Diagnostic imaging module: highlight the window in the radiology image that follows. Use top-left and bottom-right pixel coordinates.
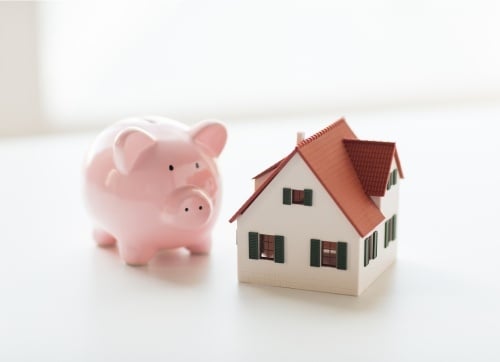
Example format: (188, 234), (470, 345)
(310, 239), (347, 270)
(248, 232), (285, 263)
(364, 231), (378, 267)
(260, 234), (275, 260)
(321, 241), (337, 267)
(283, 188), (313, 206)
(384, 214), (397, 247)
(386, 169), (398, 190)
(292, 189), (304, 204)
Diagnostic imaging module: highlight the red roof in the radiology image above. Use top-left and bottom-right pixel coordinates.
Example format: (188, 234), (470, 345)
(229, 119), (403, 237)
(343, 140), (404, 197)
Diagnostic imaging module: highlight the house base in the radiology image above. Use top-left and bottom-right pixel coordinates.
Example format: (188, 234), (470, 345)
(238, 250), (397, 297)
(238, 277), (360, 296)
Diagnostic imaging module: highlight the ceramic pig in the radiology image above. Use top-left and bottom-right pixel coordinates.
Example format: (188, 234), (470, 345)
(83, 116), (227, 265)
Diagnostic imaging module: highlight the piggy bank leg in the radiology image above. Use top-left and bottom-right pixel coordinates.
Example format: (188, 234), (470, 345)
(93, 228), (116, 247)
(186, 238), (212, 254)
(117, 242), (157, 266)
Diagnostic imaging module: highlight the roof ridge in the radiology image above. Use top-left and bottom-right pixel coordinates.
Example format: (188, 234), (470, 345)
(343, 139), (396, 146)
(297, 118), (346, 148)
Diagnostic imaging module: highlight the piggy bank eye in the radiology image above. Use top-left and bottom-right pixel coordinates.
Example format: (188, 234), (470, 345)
(169, 165), (174, 171)
(195, 162), (200, 169)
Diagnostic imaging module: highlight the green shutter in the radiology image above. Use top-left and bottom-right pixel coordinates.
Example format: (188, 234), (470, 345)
(282, 188), (291, 205)
(248, 232), (259, 259)
(310, 239), (321, 267)
(369, 235), (374, 260)
(384, 221), (389, 247)
(392, 214), (397, 240)
(274, 235), (285, 263)
(373, 231), (378, 259)
(393, 170), (398, 185)
(389, 216), (394, 241)
(304, 189), (313, 206)
(337, 242), (347, 270)
(364, 238), (369, 267)
(388, 219), (393, 243)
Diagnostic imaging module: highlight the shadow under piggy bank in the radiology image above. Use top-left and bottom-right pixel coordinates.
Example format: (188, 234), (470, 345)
(137, 248), (211, 286)
(97, 246), (211, 287)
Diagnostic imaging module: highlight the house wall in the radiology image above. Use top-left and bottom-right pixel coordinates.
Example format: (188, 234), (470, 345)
(236, 153), (362, 296)
(360, 158), (400, 294)
(356, 223), (398, 294)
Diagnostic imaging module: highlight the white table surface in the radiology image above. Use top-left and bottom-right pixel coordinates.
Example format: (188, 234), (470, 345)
(1, 105), (499, 362)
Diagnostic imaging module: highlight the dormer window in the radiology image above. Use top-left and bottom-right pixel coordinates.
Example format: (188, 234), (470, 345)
(283, 188), (313, 206)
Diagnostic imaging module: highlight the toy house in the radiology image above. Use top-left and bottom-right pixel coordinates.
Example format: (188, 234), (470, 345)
(229, 119), (403, 296)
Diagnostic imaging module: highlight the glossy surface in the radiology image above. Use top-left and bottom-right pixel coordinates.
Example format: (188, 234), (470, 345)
(83, 116), (227, 265)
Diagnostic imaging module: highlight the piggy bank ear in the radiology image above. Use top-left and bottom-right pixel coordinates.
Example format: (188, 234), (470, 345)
(190, 120), (227, 157)
(113, 127), (156, 174)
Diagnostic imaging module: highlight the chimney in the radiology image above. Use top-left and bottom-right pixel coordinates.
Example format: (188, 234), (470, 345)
(296, 131), (305, 145)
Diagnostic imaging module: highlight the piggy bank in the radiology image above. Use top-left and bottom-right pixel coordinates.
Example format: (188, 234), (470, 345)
(83, 116), (227, 265)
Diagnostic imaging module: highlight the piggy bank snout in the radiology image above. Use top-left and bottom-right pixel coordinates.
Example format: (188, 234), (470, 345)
(174, 188), (213, 228)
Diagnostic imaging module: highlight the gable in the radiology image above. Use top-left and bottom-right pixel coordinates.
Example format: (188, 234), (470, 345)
(296, 120), (385, 236)
(234, 152), (360, 240)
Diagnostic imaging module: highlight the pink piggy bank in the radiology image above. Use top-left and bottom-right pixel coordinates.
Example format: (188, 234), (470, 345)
(83, 116), (227, 265)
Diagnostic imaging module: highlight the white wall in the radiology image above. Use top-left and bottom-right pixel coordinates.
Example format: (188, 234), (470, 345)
(1, 1), (500, 135)
(0, 3), (42, 136)
(361, 159), (401, 293)
(357, 221), (398, 294)
(36, 0), (500, 129)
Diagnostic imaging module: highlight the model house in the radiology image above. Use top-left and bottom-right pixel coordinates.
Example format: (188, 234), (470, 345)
(229, 119), (403, 296)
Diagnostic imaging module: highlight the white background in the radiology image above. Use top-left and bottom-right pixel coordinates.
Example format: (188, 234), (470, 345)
(38, 0), (500, 126)
(1, 1), (500, 135)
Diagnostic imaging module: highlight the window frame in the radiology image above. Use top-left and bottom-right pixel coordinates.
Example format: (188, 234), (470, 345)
(283, 187), (313, 206)
(364, 231), (378, 267)
(321, 241), (337, 268)
(384, 214), (397, 247)
(248, 232), (285, 263)
(387, 169), (398, 190)
(311, 239), (347, 270)
(259, 234), (275, 260)
(292, 189), (305, 204)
